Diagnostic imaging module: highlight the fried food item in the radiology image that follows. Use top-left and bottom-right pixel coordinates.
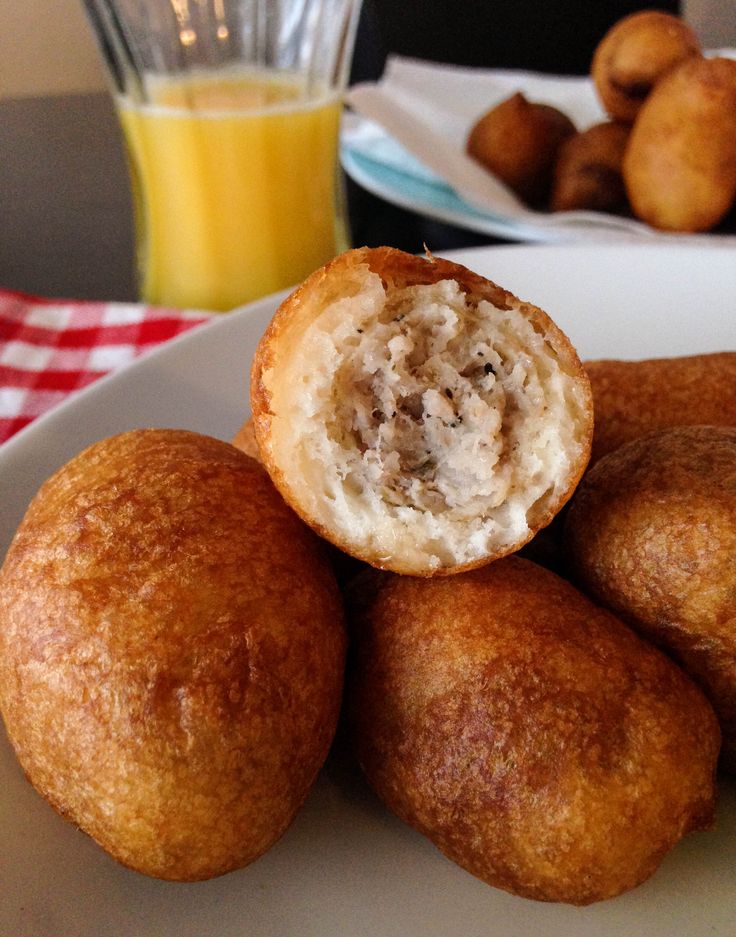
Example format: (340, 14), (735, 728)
(251, 247), (593, 576)
(466, 92), (576, 206)
(231, 415), (260, 459)
(0, 429), (345, 881)
(347, 557), (719, 905)
(623, 56), (736, 232)
(565, 425), (736, 771)
(591, 10), (700, 123)
(550, 121), (630, 214)
(231, 417), (366, 586)
(585, 352), (736, 464)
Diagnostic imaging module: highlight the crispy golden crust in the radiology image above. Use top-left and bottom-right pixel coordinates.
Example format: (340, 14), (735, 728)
(591, 10), (701, 123)
(231, 416), (260, 460)
(230, 417), (366, 587)
(623, 56), (736, 232)
(585, 352), (736, 465)
(564, 425), (736, 771)
(251, 246), (593, 576)
(0, 429), (345, 881)
(347, 557), (719, 905)
(466, 93), (576, 206)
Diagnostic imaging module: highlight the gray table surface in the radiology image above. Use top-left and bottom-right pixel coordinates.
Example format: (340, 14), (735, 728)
(0, 92), (137, 302)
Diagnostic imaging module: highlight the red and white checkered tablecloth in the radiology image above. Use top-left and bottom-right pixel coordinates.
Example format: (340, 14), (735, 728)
(0, 289), (213, 445)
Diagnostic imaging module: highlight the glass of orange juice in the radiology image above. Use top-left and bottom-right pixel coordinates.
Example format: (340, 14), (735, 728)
(83, 0), (363, 311)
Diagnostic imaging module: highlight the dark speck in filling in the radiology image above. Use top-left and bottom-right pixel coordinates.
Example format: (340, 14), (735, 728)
(412, 457), (435, 477)
(399, 393), (424, 420)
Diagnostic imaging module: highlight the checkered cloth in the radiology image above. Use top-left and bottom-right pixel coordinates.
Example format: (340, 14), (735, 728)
(0, 289), (213, 445)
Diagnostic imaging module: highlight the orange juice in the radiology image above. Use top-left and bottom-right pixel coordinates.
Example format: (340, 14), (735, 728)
(117, 70), (347, 311)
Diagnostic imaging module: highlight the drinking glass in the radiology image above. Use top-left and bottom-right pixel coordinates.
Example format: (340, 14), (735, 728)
(83, 0), (362, 310)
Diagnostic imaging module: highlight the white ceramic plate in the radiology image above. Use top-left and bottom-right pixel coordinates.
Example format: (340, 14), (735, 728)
(1, 244), (735, 937)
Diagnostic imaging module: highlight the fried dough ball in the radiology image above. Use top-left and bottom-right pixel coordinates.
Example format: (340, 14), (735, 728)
(550, 121), (631, 214)
(466, 92), (576, 206)
(585, 352), (736, 465)
(623, 56), (736, 232)
(591, 10), (701, 123)
(565, 425), (736, 771)
(347, 558), (719, 905)
(0, 429), (345, 881)
(231, 417), (366, 586)
(251, 247), (593, 576)
(231, 415), (260, 460)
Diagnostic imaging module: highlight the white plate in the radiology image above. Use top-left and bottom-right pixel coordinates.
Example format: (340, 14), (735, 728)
(1, 244), (736, 937)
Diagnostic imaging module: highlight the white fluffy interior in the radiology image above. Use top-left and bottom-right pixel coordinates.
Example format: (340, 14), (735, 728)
(265, 269), (588, 571)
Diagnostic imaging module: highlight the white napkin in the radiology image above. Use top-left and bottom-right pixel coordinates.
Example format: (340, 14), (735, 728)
(343, 55), (736, 244)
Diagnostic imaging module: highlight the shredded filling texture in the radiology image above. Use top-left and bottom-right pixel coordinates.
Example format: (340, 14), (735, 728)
(275, 274), (584, 568)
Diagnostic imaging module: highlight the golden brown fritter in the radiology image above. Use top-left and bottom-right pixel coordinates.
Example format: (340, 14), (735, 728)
(231, 415), (260, 460)
(347, 557), (719, 905)
(251, 247), (593, 576)
(623, 56), (736, 232)
(591, 10), (700, 123)
(466, 93), (576, 206)
(550, 121), (631, 214)
(0, 429), (345, 881)
(230, 416), (366, 587)
(585, 352), (736, 465)
(564, 424), (736, 771)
